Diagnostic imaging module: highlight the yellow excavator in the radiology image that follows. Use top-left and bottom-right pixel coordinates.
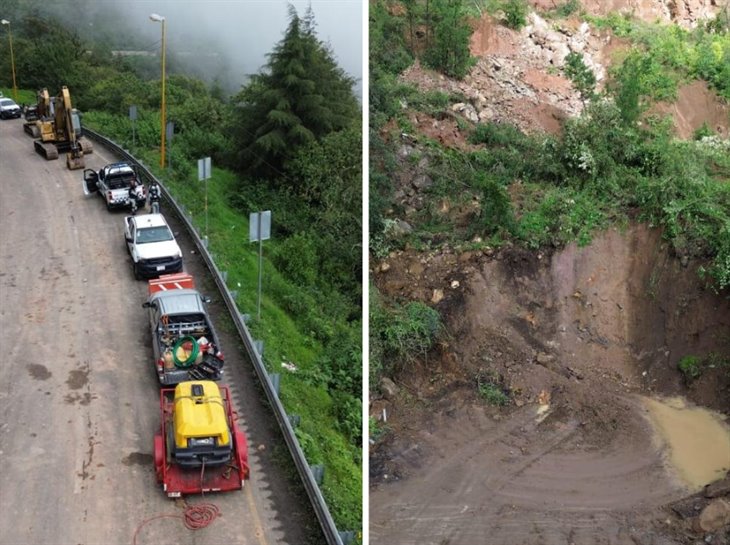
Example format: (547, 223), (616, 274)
(32, 86), (93, 170)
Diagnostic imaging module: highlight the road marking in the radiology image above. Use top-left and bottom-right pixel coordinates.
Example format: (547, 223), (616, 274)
(245, 484), (269, 545)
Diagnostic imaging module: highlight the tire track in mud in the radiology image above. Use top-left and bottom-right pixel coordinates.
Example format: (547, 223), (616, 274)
(371, 396), (685, 545)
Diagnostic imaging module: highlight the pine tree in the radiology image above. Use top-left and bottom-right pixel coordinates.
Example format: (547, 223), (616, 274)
(233, 6), (359, 180)
(422, 0), (474, 79)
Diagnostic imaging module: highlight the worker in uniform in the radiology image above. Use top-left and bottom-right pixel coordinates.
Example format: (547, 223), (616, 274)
(128, 179), (138, 215)
(148, 180), (161, 213)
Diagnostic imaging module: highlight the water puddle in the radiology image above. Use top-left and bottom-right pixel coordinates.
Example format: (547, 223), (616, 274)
(643, 396), (730, 490)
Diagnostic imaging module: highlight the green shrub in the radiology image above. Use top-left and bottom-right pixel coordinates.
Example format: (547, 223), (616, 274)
(371, 290), (443, 378)
(555, 0), (580, 17)
(678, 355), (702, 382)
(470, 122), (526, 147)
(477, 372), (509, 406)
(693, 122), (715, 141)
(503, 0), (529, 29)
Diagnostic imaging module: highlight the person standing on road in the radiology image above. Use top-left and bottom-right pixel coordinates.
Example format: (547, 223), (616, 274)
(128, 179), (138, 215)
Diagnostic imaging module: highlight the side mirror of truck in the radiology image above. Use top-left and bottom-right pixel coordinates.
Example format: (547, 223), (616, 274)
(142, 301), (152, 308)
(203, 296), (212, 304)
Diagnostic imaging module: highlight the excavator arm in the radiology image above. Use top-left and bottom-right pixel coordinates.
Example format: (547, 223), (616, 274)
(31, 86), (92, 169)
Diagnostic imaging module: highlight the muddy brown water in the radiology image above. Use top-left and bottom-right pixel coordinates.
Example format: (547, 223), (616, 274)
(644, 396), (730, 490)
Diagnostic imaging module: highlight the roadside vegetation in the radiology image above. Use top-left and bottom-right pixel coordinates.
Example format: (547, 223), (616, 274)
(0, 5), (361, 532)
(370, 0), (730, 388)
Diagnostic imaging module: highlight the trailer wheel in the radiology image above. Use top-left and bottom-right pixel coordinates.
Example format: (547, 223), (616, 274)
(153, 434), (164, 483)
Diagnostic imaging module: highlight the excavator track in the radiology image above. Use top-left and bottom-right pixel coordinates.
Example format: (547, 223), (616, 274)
(34, 139), (59, 160)
(23, 123), (40, 138)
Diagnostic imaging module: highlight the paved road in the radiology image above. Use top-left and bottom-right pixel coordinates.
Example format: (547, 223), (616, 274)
(0, 119), (315, 545)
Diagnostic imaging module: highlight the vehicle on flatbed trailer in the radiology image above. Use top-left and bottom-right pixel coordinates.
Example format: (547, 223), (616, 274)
(124, 213), (183, 279)
(154, 381), (249, 497)
(143, 273), (225, 386)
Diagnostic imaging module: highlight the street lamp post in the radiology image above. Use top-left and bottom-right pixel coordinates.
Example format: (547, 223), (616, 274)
(1, 20), (18, 103)
(150, 13), (166, 169)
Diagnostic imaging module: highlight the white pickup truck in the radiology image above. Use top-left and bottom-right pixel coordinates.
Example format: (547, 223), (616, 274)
(84, 162), (146, 210)
(124, 213), (183, 279)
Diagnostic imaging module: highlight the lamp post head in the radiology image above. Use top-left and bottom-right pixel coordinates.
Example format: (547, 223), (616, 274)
(149, 13), (165, 22)
(1, 20), (10, 25)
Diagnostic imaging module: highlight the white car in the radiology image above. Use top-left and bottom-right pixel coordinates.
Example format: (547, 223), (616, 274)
(124, 213), (183, 279)
(0, 98), (21, 119)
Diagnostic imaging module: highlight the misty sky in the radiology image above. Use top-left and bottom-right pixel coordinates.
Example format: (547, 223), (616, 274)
(83, 0), (363, 95)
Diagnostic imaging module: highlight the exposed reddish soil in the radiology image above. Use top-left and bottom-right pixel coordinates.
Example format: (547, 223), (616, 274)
(405, 5), (728, 139)
(371, 225), (730, 544)
(653, 80), (730, 139)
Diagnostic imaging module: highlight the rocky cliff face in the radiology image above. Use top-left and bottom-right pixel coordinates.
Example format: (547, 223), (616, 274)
(400, 1), (728, 137)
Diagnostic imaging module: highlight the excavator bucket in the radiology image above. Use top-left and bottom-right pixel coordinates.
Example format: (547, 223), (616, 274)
(67, 151), (85, 170)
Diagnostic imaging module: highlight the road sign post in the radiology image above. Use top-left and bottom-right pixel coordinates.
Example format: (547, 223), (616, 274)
(249, 210), (271, 320)
(129, 105), (137, 148)
(197, 156), (212, 241)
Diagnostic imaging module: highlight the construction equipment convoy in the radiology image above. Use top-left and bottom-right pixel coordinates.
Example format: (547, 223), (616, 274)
(30, 86), (93, 169)
(154, 380), (249, 497)
(143, 273), (225, 386)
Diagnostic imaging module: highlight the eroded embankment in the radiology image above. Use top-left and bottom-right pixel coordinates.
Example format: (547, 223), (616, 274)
(371, 224), (730, 545)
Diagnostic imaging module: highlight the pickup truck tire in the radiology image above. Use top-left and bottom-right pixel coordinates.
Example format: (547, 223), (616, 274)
(133, 262), (142, 280)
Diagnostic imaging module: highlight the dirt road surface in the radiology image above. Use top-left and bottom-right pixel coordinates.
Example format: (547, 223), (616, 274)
(0, 119), (316, 545)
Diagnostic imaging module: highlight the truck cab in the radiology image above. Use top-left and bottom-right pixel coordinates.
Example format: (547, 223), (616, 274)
(84, 162), (146, 210)
(124, 213), (183, 279)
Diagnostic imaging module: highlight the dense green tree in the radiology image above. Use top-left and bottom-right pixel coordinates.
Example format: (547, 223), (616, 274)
(564, 51), (596, 105)
(231, 6), (359, 180)
(422, 0), (474, 79)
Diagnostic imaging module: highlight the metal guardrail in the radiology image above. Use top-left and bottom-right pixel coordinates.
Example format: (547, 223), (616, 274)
(83, 128), (345, 545)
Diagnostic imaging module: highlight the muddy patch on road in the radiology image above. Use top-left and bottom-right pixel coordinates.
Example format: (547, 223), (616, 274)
(122, 452), (153, 466)
(27, 364), (52, 381)
(66, 368), (89, 390)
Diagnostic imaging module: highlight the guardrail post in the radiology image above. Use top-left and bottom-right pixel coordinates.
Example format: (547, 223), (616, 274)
(269, 372), (280, 396)
(229, 290), (238, 300)
(221, 271), (228, 283)
(254, 340), (264, 356)
(339, 531), (355, 545)
(310, 464), (324, 485)
(288, 414), (301, 428)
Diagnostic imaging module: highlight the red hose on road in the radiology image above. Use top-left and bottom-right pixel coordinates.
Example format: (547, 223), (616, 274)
(132, 502), (220, 544)
(183, 502), (220, 530)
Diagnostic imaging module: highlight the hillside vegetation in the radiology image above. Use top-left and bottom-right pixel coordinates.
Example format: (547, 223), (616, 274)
(370, 0), (730, 380)
(0, 4), (362, 533)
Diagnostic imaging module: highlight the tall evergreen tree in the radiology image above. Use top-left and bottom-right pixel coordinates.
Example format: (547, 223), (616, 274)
(232, 5), (359, 180)
(422, 0), (474, 79)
